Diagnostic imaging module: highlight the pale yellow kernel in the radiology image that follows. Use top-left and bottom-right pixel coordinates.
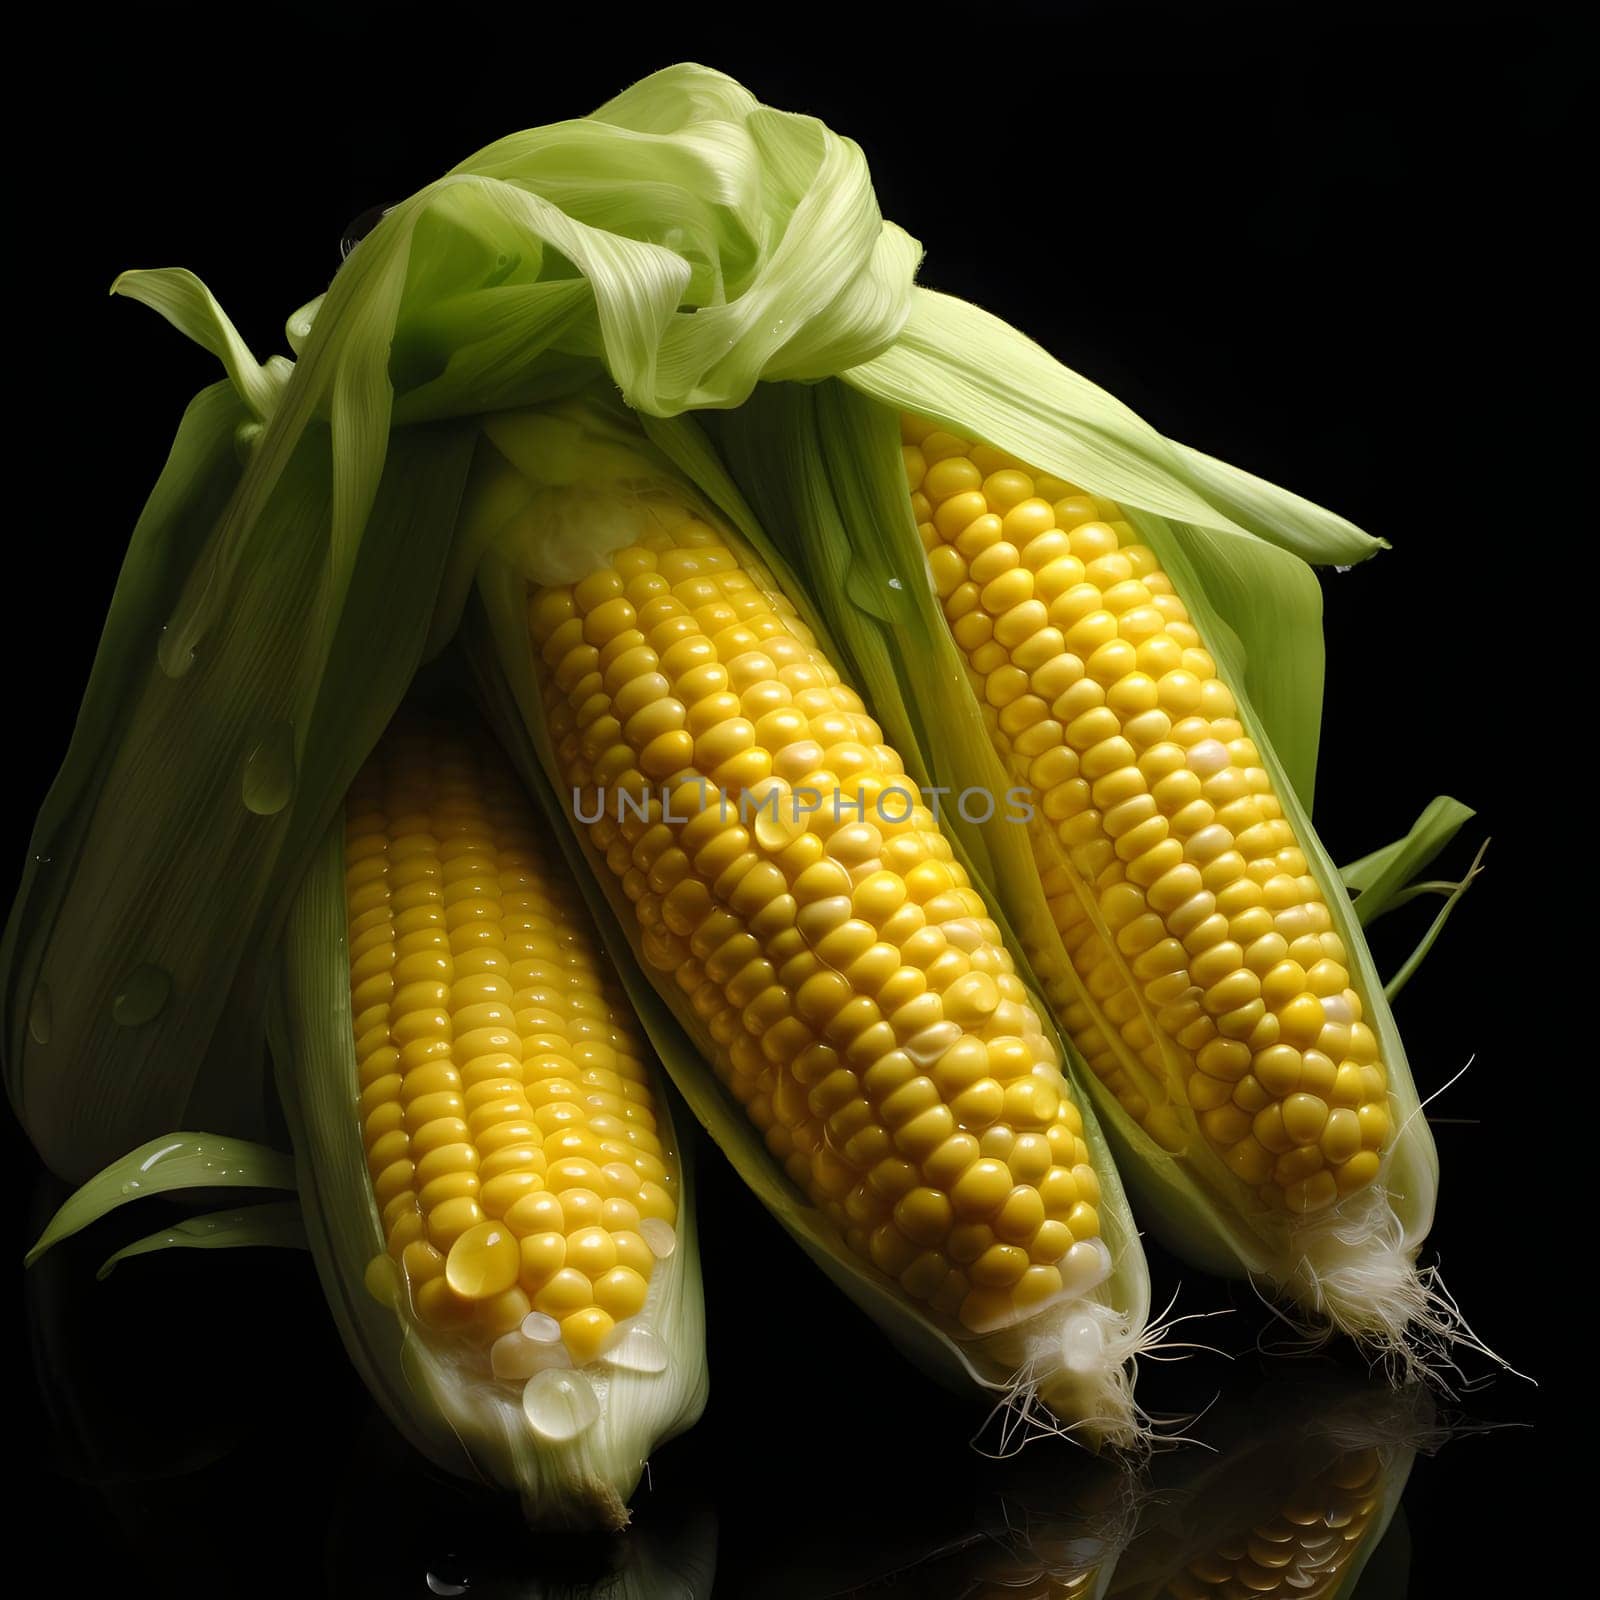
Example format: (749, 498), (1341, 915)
(970, 1242), (1029, 1288)
(950, 1157), (1012, 1217)
(519, 1229), (567, 1283)
(994, 1185), (1047, 1244)
(894, 1186), (954, 1245)
(1200, 1105), (1251, 1144)
(561, 1306), (616, 1364)
(415, 1276), (475, 1328)
(1279, 993), (1327, 1048)
(427, 1196), (485, 1248)
(924, 457), (983, 502)
(1320, 1107), (1362, 1164)
(593, 1265), (650, 1320)
(1225, 1138), (1274, 1184)
(1001, 498), (1056, 542)
(637, 1180), (677, 1222)
(1281, 1092), (1329, 1145)
(566, 1226), (618, 1278)
(1358, 1102), (1392, 1149)
(443, 1221), (520, 1300)
(532, 1267), (594, 1317)
(1300, 1050), (1338, 1098)
(612, 1230), (654, 1275)
(1336, 1150), (1381, 1193)
(935, 491), (991, 541)
(506, 1191), (565, 1236)
(1284, 1170), (1338, 1213)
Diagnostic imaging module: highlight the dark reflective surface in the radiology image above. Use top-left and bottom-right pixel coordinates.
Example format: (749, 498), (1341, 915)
(17, 1140), (1532, 1598)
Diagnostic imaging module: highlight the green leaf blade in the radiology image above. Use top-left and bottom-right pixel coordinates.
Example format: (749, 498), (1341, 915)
(1343, 795), (1477, 923)
(25, 1134), (296, 1267)
(97, 1200), (306, 1280)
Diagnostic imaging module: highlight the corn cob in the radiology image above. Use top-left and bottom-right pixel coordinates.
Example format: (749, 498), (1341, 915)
(707, 378), (1457, 1370)
(23, 713), (709, 1528)
(841, 407), (1448, 1359)
(470, 399), (1152, 1443)
(530, 511), (1111, 1335)
(901, 420), (1388, 1217)
(345, 722), (680, 1368)
(278, 715), (707, 1527)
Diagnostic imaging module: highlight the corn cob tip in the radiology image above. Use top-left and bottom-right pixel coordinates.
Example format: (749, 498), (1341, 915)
(523, 1478), (630, 1534)
(966, 1299), (1152, 1457)
(1280, 1197), (1510, 1388)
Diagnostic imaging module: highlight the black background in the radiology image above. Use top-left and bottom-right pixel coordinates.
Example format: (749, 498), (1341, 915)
(6, 5), (1578, 1594)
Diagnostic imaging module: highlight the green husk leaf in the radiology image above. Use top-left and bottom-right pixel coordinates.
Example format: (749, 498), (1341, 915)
(1384, 839), (1489, 1001)
(25, 1134), (296, 1266)
(841, 299), (1341, 800)
(274, 818), (707, 1531)
(1342, 795), (1476, 923)
(461, 396), (1152, 1446)
(1163, 441), (1389, 563)
(4, 398), (478, 1182)
(96, 1200), (306, 1280)
(112, 268), (288, 421)
(844, 290), (1384, 565)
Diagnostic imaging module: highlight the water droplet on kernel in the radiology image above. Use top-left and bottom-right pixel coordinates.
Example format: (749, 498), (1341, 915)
(639, 1218), (676, 1260)
(112, 965), (171, 1027)
(522, 1369), (598, 1441)
(607, 1325), (668, 1373)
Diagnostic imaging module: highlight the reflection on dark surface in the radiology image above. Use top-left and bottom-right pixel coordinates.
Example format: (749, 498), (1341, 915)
(1109, 1375), (1428, 1600)
(327, 1425), (718, 1598)
(768, 1373), (1425, 1600)
(764, 1447), (1131, 1599)
(20, 1163), (1450, 1598)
